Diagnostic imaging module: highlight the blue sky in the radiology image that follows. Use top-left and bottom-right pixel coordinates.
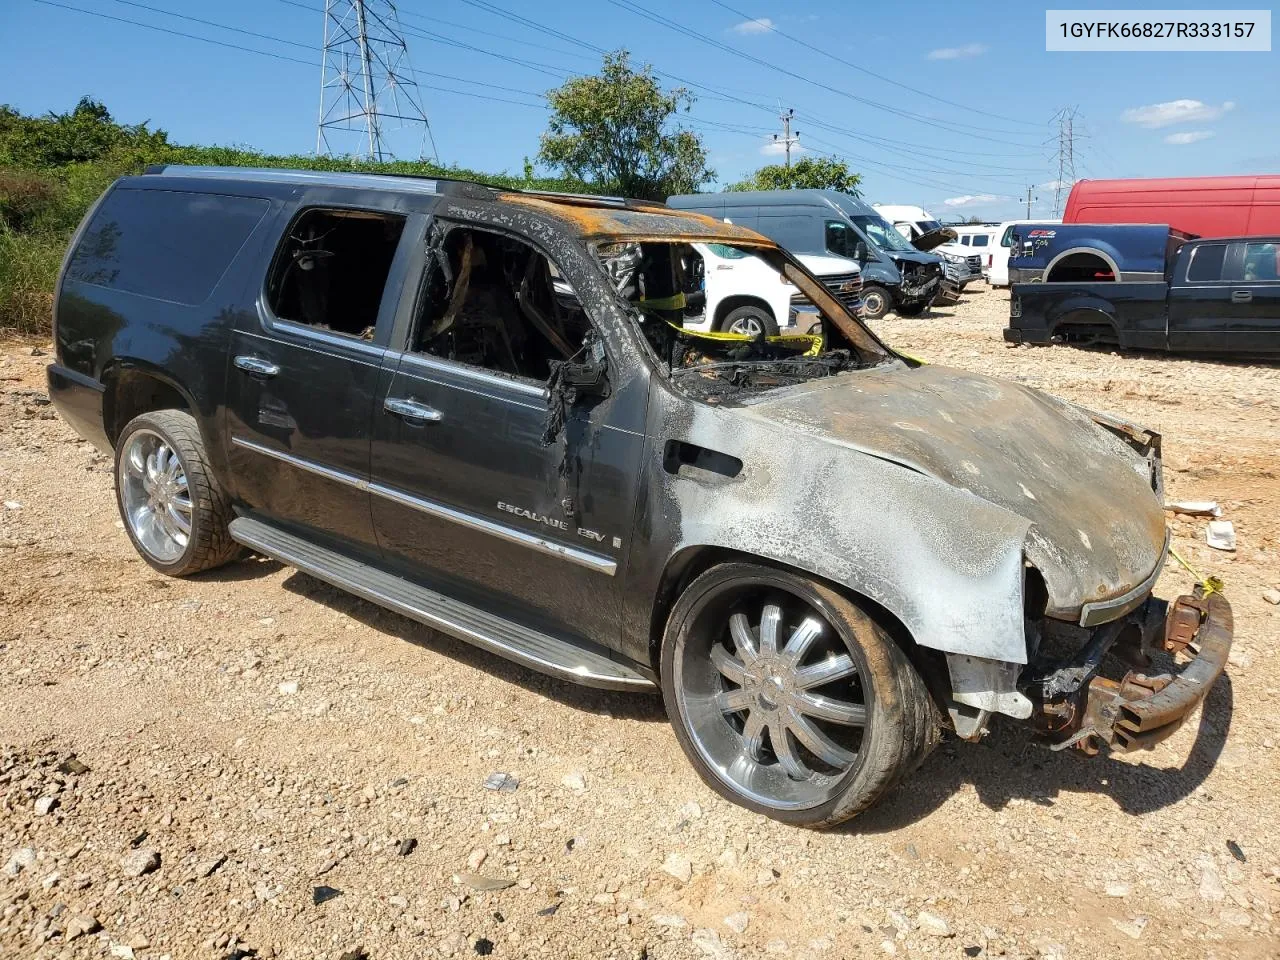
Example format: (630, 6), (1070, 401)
(4, 0), (1277, 221)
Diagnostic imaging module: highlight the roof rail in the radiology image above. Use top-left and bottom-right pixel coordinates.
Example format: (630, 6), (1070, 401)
(143, 165), (666, 210)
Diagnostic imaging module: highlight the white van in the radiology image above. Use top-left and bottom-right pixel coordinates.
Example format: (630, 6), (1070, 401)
(952, 225), (1000, 277)
(873, 204), (984, 290)
(988, 219), (1061, 287)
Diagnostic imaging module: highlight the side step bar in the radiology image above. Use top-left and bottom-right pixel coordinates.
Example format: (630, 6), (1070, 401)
(228, 517), (655, 692)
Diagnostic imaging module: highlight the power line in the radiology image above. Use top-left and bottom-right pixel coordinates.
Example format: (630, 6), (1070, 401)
(706, 0), (1042, 129)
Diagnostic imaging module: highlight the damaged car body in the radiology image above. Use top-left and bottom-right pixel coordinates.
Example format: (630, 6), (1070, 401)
(46, 166), (1234, 827)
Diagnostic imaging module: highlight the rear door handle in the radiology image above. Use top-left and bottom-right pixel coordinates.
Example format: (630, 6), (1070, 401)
(1231, 289), (1253, 303)
(233, 355), (280, 378)
(384, 397), (443, 423)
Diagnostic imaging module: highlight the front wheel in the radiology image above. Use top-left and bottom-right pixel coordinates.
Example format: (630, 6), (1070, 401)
(858, 284), (891, 320)
(719, 305), (780, 338)
(660, 563), (940, 827)
(895, 300), (928, 317)
(114, 409), (239, 577)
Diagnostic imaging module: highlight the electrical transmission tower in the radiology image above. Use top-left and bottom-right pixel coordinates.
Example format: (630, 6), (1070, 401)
(316, 0), (436, 161)
(1050, 107), (1079, 216)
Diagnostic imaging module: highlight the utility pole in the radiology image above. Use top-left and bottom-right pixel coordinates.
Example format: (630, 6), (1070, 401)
(773, 107), (800, 170)
(1025, 185), (1036, 219)
(316, 0), (437, 161)
(1050, 106), (1079, 215)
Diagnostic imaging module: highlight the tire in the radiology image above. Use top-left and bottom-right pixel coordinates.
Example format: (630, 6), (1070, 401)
(660, 562), (940, 827)
(114, 409), (239, 577)
(858, 284), (891, 320)
(895, 301), (928, 317)
(719, 304), (779, 338)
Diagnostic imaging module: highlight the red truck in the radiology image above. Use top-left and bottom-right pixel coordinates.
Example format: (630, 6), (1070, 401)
(1064, 175), (1280, 238)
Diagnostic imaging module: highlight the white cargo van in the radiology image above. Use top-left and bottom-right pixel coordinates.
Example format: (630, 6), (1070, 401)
(988, 219), (1062, 287)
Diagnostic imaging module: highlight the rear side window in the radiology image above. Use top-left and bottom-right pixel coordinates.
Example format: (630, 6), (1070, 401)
(1186, 243), (1227, 282)
(67, 188), (269, 305)
(1238, 241), (1280, 281)
(972, 234), (990, 247)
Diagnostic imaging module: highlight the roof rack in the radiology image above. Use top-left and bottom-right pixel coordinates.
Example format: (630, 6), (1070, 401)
(143, 165), (667, 210)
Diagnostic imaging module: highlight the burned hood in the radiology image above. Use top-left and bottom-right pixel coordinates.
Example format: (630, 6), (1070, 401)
(911, 226), (958, 252)
(738, 363), (1167, 619)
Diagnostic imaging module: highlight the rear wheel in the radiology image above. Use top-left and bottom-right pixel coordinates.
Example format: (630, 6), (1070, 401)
(858, 284), (891, 320)
(114, 409), (239, 577)
(719, 305), (779, 338)
(660, 563), (940, 827)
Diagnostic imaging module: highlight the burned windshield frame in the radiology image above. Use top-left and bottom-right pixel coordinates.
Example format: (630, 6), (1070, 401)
(590, 238), (892, 372)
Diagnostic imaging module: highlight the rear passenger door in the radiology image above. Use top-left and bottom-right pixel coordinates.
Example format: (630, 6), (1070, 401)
(1220, 241), (1280, 354)
(224, 196), (423, 555)
(1168, 242), (1233, 353)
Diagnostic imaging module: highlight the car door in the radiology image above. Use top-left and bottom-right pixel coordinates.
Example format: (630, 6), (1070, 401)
(1167, 241), (1233, 353)
(367, 218), (648, 650)
(1219, 240), (1280, 354)
(224, 197), (422, 555)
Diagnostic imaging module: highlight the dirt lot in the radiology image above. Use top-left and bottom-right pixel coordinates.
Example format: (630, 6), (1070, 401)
(2, 286), (1278, 960)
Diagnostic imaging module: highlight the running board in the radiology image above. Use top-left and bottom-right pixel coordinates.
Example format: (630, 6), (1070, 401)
(228, 517), (655, 692)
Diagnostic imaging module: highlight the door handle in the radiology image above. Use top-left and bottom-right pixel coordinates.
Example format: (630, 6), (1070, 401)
(384, 397), (443, 423)
(233, 355), (280, 378)
(1231, 290), (1253, 303)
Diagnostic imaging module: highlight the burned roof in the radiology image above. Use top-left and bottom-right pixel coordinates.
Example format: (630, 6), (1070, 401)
(497, 193), (775, 244)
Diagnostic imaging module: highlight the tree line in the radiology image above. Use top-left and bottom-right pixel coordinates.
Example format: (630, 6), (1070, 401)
(0, 50), (861, 334)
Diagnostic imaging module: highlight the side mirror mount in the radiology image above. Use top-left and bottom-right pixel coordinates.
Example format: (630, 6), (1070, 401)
(560, 357), (609, 397)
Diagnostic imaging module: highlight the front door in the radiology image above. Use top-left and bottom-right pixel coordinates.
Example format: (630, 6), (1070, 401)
(224, 202), (422, 553)
(368, 219), (648, 650)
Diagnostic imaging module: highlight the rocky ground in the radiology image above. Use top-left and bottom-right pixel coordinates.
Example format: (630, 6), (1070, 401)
(1, 286), (1278, 960)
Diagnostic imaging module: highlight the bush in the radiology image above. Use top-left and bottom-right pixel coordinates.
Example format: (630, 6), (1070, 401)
(0, 227), (63, 337)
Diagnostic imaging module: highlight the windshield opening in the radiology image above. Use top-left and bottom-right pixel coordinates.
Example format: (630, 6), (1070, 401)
(917, 220), (942, 233)
(592, 240), (891, 403)
(850, 214), (916, 253)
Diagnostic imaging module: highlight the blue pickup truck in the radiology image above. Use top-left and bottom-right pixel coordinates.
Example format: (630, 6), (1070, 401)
(1007, 223), (1191, 285)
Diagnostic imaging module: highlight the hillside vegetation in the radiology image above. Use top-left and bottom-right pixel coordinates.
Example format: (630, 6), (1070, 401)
(0, 98), (589, 336)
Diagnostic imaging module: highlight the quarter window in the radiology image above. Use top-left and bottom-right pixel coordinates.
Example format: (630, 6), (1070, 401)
(1238, 242), (1279, 282)
(267, 208), (406, 340)
(66, 188), (268, 305)
(1186, 243), (1227, 282)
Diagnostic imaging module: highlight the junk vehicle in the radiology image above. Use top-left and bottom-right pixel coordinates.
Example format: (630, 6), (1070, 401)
(873, 203), (985, 292)
(669, 190), (944, 320)
(678, 241), (861, 338)
(48, 165), (1233, 827)
(1064, 175), (1280, 238)
(1007, 223), (1193, 285)
(988, 218), (1061, 288)
(1007, 234), (1280, 356)
(951, 224), (1000, 277)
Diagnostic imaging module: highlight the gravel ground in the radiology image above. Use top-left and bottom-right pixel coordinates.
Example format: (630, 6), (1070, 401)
(2, 286), (1278, 960)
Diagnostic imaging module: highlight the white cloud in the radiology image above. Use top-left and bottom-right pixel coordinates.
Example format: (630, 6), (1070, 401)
(1121, 99), (1236, 129)
(943, 193), (998, 207)
(731, 17), (774, 34)
(1039, 179), (1070, 191)
(927, 43), (987, 60)
(760, 139), (805, 157)
(1165, 130), (1215, 145)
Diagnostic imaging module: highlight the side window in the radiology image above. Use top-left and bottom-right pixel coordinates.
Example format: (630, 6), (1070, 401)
(410, 225), (592, 384)
(756, 214), (815, 252)
(972, 234), (990, 247)
(267, 208), (406, 340)
(1186, 243), (1227, 283)
(960, 235), (971, 246)
(66, 188), (269, 305)
(1236, 242), (1280, 282)
(1000, 225), (1017, 247)
(824, 220), (857, 258)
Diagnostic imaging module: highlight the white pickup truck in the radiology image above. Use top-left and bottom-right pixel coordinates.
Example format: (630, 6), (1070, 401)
(680, 242), (862, 337)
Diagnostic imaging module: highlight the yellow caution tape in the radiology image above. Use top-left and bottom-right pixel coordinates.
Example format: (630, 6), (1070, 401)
(1169, 544), (1224, 596)
(667, 319), (825, 357)
(895, 349), (928, 365)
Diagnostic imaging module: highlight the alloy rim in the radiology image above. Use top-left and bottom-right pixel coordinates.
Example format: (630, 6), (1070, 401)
(120, 429), (192, 563)
(675, 591), (869, 810)
(727, 314), (766, 337)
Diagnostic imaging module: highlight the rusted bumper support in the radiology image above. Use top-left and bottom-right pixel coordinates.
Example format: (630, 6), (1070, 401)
(1066, 589), (1232, 753)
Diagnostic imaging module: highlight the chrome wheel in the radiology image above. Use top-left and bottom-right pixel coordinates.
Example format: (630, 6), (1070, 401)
(674, 592), (870, 811)
(119, 429), (192, 563)
(727, 314), (766, 337)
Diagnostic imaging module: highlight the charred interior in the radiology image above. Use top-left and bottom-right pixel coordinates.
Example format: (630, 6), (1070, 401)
(597, 239), (889, 403)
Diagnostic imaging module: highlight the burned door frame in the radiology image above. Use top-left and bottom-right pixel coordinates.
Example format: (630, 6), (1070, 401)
(367, 213), (652, 652)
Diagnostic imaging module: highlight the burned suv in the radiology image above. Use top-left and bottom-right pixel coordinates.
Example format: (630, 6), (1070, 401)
(47, 166), (1232, 827)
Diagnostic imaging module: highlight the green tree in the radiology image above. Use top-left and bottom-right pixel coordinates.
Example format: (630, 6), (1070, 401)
(538, 51), (712, 201)
(727, 156), (862, 196)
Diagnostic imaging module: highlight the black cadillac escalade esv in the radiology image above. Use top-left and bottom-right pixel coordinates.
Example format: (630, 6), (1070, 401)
(47, 166), (1233, 827)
